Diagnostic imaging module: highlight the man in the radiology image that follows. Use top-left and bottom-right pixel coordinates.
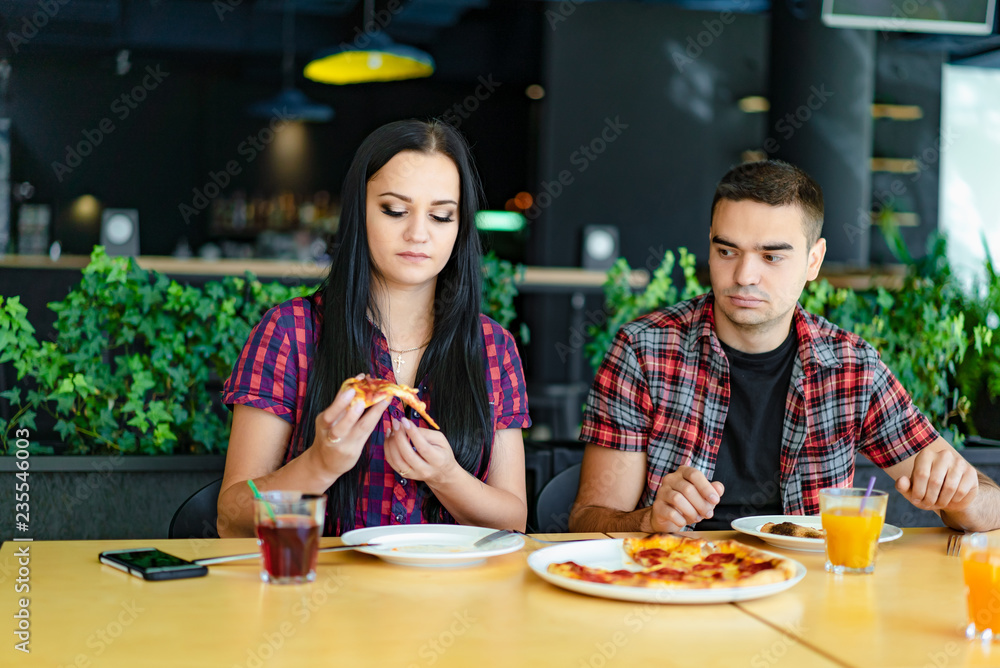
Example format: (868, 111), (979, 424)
(569, 160), (1000, 534)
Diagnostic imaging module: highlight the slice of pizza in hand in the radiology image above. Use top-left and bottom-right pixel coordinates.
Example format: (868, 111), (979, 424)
(339, 375), (440, 430)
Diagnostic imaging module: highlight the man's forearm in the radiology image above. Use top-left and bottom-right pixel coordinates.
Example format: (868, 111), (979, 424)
(568, 504), (652, 533)
(940, 472), (1000, 532)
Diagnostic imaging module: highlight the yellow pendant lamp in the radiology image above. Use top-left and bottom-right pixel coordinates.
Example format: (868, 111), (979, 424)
(303, 0), (435, 85)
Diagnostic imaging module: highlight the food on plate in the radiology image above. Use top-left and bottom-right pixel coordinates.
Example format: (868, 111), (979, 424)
(340, 375), (440, 430)
(759, 521), (825, 539)
(547, 534), (798, 589)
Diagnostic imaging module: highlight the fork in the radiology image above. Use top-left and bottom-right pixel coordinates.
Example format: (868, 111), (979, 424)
(946, 532), (964, 557)
(473, 529), (596, 548)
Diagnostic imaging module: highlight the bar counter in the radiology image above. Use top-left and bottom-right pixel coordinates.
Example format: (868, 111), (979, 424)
(0, 254), (906, 290)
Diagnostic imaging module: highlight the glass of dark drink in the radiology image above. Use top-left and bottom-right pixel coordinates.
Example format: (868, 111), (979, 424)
(253, 491), (325, 584)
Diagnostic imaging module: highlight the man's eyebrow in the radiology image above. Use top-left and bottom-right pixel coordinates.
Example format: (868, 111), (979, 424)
(759, 242), (794, 252)
(711, 236), (739, 249)
(379, 192), (457, 206)
(711, 236), (794, 252)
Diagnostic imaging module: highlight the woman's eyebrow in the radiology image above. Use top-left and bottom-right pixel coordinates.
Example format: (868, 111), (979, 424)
(379, 192), (457, 207)
(379, 191), (411, 202)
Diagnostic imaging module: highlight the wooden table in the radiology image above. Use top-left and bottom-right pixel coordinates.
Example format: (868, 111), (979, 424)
(0, 529), (990, 667)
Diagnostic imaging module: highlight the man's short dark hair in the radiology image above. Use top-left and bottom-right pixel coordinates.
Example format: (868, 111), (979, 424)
(711, 160), (824, 246)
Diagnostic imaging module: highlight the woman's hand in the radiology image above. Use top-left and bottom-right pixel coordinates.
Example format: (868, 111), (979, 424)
(384, 417), (461, 486)
(310, 375), (388, 478)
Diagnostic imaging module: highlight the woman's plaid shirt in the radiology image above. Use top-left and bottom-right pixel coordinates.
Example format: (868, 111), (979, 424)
(222, 296), (530, 534)
(580, 293), (938, 516)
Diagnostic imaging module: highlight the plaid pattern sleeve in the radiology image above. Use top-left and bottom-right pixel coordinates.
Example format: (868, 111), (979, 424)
(221, 298), (313, 424)
(481, 315), (531, 430)
(580, 327), (654, 452)
(858, 356), (939, 467)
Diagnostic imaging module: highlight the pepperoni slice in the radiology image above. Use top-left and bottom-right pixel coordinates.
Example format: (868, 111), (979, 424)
(646, 567), (686, 581)
(740, 559), (778, 575)
(634, 548), (671, 564)
(704, 552), (736, 564)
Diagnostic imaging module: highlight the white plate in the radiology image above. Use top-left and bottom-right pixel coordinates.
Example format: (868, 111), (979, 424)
(340, 524), (524, 567)
(527, 539), (806, 604)
(731, 515), (904, 552)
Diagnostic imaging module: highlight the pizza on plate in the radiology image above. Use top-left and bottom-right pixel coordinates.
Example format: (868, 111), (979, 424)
(547, 534), (798, 589)
(340, 375), (440, 430)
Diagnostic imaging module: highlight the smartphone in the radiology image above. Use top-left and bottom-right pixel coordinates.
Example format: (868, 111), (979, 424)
(99, 548), (209, 581)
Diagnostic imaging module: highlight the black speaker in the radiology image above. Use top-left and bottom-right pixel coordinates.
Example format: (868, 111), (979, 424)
(100, 208), (140, 256)
(581, 225), (619, 270)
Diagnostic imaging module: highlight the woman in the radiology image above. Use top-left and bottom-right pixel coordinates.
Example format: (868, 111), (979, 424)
(217, 119), (530, 537)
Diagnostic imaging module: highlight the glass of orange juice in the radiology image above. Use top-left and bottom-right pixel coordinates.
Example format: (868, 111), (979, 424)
(819, 487), (888, 574)
(961, 532), (1000, 641)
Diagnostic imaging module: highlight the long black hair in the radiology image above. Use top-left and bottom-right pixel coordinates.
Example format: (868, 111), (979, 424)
(295, 119), (493, 534)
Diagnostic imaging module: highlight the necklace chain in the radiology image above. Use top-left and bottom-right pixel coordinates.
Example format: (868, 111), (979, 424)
(388, 339), (429, 374)
(387, 343), (425, 354)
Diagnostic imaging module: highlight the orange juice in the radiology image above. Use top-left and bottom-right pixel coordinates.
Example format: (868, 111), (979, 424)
(821, 508), (884, 570)
(963, 549), (1000, 637)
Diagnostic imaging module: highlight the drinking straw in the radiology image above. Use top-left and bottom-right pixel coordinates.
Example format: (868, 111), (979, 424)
(247, 479), (278, 522)
(858, 475), (877, 513)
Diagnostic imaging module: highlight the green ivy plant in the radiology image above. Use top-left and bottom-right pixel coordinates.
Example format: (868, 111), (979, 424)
(584, 248), (707, 371)
(481, 250), (529, 343)
(955, 235), (1000, 438)
(805, 231), (993, 444)
(0, 248), (312, 455)
(0, 247), (526, 456)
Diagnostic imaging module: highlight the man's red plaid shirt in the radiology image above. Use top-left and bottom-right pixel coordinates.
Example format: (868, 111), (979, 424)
(580, 293), (938, 516)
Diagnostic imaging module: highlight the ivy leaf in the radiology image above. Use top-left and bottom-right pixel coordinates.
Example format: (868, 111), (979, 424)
(98, 407), (119, 431)
(18, 410), (37, 432)
(0, 387), (21, 404)
(54, 419), (77, 440)
(126, 411), (149, 432)
(147, 400), (173, 426)
(54, 393), (76, 415)
(116, 431), (136, 453)
(27, 442), (54, 454)
(153, 421), (176, 447)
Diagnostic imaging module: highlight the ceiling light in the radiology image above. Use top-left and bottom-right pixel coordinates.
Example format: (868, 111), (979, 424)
(248, 0), (334, 122)
(737, 96), (769, 113)
(248, 88), (334, 123)
(525, 84), (545, 100)
(303, 1), (434, 85)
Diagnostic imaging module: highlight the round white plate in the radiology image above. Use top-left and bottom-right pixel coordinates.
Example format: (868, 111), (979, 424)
(527, 538), (806, 604)
(340, 524), (524, 567)
(731, 515), (904, 552)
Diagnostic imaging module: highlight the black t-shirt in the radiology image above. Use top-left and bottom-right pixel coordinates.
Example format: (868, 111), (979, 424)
(695, 329), (797, 530)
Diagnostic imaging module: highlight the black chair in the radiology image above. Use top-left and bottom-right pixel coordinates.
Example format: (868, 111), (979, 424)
(533, 463), (582, 533)
(168, 478), (223, 539)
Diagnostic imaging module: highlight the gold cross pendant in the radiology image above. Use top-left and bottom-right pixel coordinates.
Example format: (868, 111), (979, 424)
(392, 353), (405, 373)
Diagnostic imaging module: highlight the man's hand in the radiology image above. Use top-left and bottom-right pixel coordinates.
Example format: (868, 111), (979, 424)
(646, 466), (725, 532)
(894, 446), (978, 513)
